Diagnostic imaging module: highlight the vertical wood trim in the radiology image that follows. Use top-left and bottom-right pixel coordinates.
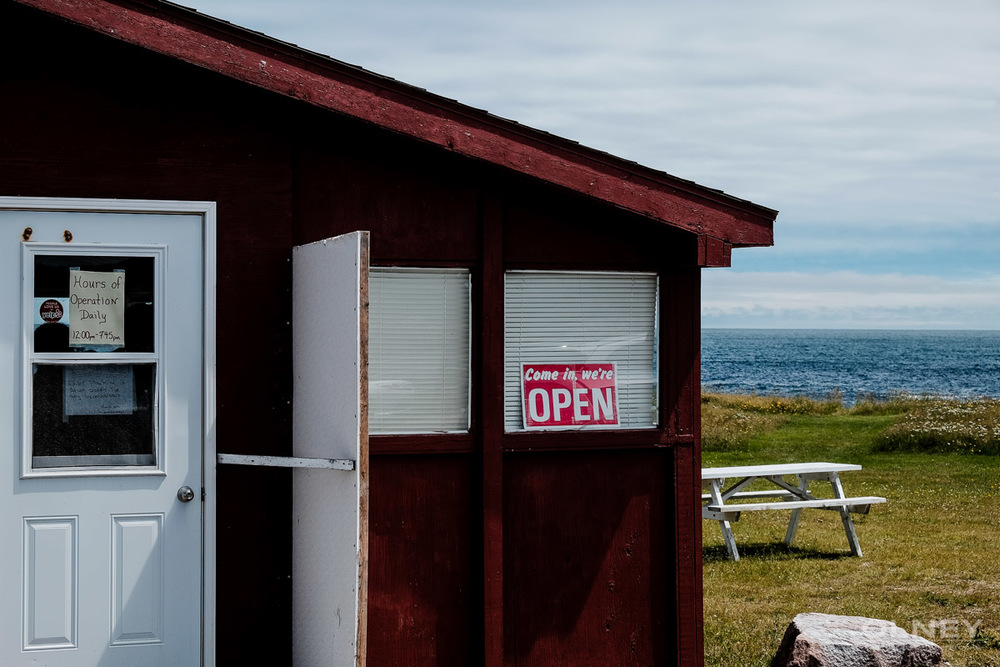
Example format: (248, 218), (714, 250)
(674, 443), (701, 666)
(356, 233), (370, 667)
(661, 267), (696, 438)
(660, 270), (676, 435)
(201, 202), (218, 667)
(481, 194), (505, 667)
(694, 268), (705, 666)
(673, 267), (704, 666)
(696, 235), (732, 268)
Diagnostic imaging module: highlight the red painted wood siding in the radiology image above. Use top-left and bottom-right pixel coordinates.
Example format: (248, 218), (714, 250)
(368, 456), (480, 665)
(503, 451), (672, 666)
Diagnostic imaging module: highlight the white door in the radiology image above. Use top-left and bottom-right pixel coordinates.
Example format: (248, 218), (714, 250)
(0, 201), (211, 666)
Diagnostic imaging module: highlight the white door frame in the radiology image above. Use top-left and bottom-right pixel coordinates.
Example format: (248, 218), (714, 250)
(0, 196), (217, 667)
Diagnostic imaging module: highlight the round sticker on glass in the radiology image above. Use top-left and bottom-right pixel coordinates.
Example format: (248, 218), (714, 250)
(39, 298), (65, 323)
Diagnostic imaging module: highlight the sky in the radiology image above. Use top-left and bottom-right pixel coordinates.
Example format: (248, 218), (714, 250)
(186, 0), (1000, 329)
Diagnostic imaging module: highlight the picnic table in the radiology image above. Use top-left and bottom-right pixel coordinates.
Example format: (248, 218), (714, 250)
(701, 462), (886, 561)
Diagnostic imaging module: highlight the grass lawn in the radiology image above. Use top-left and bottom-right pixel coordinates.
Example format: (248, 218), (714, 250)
(701, 396), (1000, 667)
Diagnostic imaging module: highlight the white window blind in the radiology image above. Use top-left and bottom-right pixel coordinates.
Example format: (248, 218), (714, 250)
(504, 271), (658, 431)
(369, 268), (471, 434)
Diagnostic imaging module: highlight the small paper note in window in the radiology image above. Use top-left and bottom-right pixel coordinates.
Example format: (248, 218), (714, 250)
(68, 269), (125, 348)
(64, 365), (136, 416)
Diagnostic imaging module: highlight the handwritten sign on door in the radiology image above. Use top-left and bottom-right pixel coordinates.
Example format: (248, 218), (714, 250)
(69, 270), (125, 347)
(64, 365), (137, 416)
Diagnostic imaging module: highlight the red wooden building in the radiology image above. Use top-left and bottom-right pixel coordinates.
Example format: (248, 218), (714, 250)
(0, 1), (776, 665)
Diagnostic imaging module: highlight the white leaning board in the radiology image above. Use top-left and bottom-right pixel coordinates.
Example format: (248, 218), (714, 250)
(292, 232), (370, 667)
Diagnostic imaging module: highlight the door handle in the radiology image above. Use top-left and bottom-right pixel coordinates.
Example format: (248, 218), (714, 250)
(177, 486), (196, 503)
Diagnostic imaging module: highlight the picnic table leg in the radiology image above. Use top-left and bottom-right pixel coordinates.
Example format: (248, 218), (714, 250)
(831, 473), (863, 556)
(709, 480), (740, 561)
(783, 476), (810, 546)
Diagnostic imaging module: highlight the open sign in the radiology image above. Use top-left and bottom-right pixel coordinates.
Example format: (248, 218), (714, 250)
(521, 362), (619, 429)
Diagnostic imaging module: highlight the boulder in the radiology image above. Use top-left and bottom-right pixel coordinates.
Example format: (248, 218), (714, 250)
(772, 613), (942, 667)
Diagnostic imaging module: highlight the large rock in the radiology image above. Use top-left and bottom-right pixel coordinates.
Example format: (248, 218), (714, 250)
(772, 613), (942, 667)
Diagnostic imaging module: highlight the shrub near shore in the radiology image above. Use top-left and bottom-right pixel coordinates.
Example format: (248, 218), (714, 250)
(702, 392), (1000, 455)
(874, 398), (1000, 455)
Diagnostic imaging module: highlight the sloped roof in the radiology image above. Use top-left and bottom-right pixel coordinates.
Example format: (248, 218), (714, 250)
(12, 0), (776, 250)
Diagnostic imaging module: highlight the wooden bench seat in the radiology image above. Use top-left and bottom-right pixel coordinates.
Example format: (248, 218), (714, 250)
(701, 489), (793, 502)
(705, 496), (886, 516)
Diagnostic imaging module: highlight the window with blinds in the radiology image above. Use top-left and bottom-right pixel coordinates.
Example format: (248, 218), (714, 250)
(504, 271), (659, 431)
(369, 268), (471, 434)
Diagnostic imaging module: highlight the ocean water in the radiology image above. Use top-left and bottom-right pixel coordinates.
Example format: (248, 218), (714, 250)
(701, 329), (1000, 402)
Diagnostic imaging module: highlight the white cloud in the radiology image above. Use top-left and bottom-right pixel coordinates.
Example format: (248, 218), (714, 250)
(187, 0), (1000, 219)
(703, 271), (1000, 329)
(185, 0), (1000, 329)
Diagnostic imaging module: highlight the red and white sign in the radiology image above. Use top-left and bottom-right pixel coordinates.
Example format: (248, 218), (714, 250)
(521, 362), (619, 429)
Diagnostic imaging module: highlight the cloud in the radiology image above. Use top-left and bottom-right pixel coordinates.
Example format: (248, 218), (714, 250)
(227, 0), (995, 225)
(702, 271), (1000, 329)
(730, 218), (1000, 279)
(187, 1), (1000, 216)
(185, 0), (1000, 329)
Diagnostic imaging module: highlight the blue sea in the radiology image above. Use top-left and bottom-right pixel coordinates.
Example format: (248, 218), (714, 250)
(701, 329), (1000, 402)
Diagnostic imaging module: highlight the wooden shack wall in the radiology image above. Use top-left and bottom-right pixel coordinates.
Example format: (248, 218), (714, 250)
(0, 4), (706, 665)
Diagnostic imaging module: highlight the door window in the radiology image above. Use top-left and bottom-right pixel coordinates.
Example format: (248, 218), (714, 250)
(23, 247), (164, 475)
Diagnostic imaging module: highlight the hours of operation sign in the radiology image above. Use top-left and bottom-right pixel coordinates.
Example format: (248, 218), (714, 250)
(68, 269), (125, 347)
(521, 362), (619, 429)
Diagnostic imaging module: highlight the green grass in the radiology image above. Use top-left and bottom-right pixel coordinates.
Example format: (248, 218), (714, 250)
(701, 393), (1000, 667)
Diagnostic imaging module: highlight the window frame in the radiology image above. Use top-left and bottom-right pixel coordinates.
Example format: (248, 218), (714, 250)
(21, 243), (166, 478)
(502, 269), (661, 433)
(368, 266), (473, 436)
